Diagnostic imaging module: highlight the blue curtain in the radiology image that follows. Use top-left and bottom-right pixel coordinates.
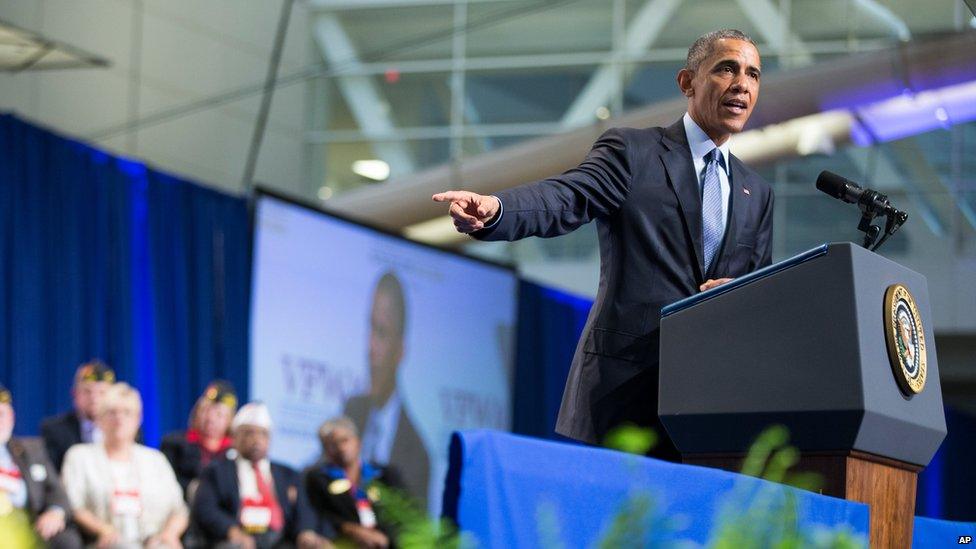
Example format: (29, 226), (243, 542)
(0, 114), (249, 447)
(917, 407), (976, 521)
(512, 280), (591, 440)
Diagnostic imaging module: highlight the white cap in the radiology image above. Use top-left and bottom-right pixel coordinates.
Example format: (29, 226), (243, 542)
(232, 402), (273, 431)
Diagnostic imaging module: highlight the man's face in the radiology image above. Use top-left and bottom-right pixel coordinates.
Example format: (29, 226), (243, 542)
(0, 403), (14, 444)
(368, 290), (403, 400)
(323, 426), (361, 468)
(234, 425), (270, 462)
(679, 38), (761, 144)
(73, 381), (109, 420)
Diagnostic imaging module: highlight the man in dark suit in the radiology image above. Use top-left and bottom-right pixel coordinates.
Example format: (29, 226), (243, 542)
(40, 360), (115, 471)
(433, 29), (772, 459)
(0, 383), (82, 548)
(192, 402), (334, 548)
(342, 272), (430, 505)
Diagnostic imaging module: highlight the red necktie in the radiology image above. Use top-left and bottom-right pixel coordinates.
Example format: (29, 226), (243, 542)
(252, 461), (284, 532)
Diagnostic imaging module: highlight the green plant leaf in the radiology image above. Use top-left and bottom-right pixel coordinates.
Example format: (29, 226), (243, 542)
(603, 423), (658, 455)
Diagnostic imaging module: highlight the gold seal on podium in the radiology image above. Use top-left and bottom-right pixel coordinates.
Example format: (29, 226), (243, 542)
(884, 284), (927, 395)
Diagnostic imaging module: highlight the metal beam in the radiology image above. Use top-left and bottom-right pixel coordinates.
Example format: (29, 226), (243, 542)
(306, 122), (566, 143)
(734, 0), (812, 67)
(313, 13), (414, 175)
(560, 0), (683, 127)
(308, 0), (515, 10)
(854, 0), (911, 41)
(325, 39), (893, 77)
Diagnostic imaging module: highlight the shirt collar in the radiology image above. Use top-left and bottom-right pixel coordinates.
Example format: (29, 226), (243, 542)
(237, 456), (270, 472)
(683, 112), (731, 174)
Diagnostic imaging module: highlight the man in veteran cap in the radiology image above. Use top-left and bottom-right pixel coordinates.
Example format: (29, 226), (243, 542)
(41, 360), (116, 472)
(162, 380), (239, 499)
(193, 402), (335, 548)
(0, 382), (83, 548)
(305, 416), (404, 549)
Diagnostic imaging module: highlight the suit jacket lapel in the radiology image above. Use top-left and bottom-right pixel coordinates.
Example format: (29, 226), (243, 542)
(661, 120), (705, 280)
(725, 156), (750, 261)
(223, 460), (242, 515)
(706, 155), (751, 278)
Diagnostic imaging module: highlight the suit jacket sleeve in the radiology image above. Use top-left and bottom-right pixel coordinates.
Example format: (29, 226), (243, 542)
(11, 439), (73, 521)
(474, 128), (632, 241)
(750, 186), (774, 271)
(40, 416), (73, 473)
(192, 464), (237, 540)
(304, 469), (352, 536)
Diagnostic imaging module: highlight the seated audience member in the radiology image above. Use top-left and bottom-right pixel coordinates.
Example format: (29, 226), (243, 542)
(0, 383), (83, 548)
(62, 383), (188, 547)
(161, 380), (237, 499)
(41, 360), (115, 472)
(192, 403), (334, 549)
(305, 417), (404, 549)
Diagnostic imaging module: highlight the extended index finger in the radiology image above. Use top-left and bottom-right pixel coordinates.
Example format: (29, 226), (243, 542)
(432, 190), (469, 203)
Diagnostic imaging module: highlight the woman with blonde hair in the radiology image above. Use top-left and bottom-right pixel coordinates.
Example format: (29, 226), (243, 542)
(62, 383), (188, 548)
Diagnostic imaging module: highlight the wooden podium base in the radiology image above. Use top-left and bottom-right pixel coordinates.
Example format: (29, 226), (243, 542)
(684, 450), (921, 549)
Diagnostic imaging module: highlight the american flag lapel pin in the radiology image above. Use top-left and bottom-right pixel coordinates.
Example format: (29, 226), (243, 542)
(743, 187), (751, 196)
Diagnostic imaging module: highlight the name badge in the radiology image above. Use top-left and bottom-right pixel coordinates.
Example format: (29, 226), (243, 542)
(111, 489), (142, 516)
(240, 497), (272, 533)
(356, 499), (377, 528)
(29, 464), (47, 482)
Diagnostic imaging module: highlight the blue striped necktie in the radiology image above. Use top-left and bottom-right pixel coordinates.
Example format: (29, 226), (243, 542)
(702, 148), (725, 271)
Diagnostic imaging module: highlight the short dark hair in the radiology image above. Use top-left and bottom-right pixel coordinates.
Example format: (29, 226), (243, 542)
(374, 271), (406, 337)
(685, 29), (757, 72)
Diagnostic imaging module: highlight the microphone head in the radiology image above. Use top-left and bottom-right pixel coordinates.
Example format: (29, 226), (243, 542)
(816, 171), (857, 200)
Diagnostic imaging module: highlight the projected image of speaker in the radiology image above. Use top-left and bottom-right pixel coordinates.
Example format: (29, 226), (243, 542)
(249, 192), (517, 514)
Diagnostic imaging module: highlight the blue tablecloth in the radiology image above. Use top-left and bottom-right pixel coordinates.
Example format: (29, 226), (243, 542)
(443, 430), (870, 547)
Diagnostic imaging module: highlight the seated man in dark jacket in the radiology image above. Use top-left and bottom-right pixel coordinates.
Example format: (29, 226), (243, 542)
(192, 402), (334, 548)
(0, 383), (82, 548)
(305, 417), (404, 549)
(40, 360), (115, 472)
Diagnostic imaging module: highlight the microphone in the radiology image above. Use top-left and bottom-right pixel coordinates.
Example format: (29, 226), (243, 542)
(815, 170), (908, 251)
(815, 171), (901, 217)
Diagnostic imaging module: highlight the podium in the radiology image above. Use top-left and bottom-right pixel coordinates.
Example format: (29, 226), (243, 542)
(658, 242), (946, 549)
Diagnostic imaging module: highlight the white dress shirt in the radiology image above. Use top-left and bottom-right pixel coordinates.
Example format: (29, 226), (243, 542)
(235, 456), (275, 501)
(359, 393), (401, 466)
